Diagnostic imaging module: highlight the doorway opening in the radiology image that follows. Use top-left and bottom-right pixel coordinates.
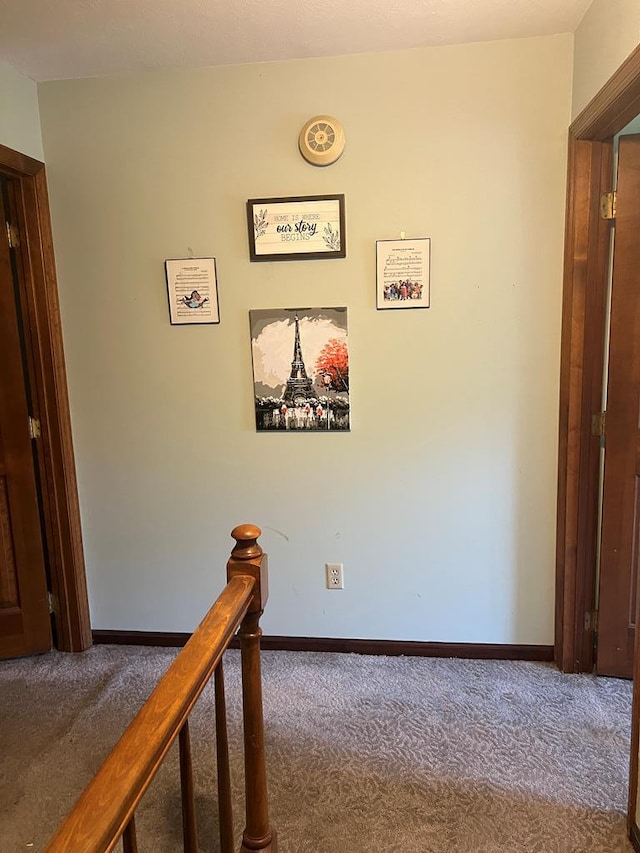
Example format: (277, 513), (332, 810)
(556, 46), (640, 676)
(554, 43), (640, 848)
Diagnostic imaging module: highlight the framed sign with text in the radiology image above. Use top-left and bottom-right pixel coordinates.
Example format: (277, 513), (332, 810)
(247, 194), (346, 262)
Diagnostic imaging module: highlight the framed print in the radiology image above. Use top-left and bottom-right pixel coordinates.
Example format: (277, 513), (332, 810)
(249, 307), (350, 431)
(165, 257), (220, 325)
(376, 238), (431, 310)
(247, 194), (346, 262)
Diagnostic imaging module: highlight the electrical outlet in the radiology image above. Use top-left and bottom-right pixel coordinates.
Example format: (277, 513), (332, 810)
(326, 562), (344, 589)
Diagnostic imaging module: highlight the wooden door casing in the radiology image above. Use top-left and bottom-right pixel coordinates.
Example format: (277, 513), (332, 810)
(597, 135), (640, 678)
(556, 44), (640, 676)
(552, 40), (640, 848)
(0, 144), (91, 653)
(0, 182), (51, 657)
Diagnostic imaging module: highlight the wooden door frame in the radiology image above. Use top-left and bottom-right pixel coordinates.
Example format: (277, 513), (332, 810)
(0, 143), (91, 652)
(556, 44), (640, 673)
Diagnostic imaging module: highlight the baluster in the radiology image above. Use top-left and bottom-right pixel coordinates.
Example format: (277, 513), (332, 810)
(122, 815), (138, 853)
(179, 719), (199, 853)
(227, 524), (276, 853)
(215, 660), (234, 853)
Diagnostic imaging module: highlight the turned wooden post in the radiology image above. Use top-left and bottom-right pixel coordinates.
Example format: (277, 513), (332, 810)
(227, 524), (276, 853)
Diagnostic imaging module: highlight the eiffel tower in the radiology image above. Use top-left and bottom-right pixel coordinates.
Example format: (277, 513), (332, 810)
(283, 315), (314, 403)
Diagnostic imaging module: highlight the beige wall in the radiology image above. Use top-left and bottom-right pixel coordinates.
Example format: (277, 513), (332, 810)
(38, 35), (572, 641)
(0, 61), (43, 160)
(573, 0), (640, 118)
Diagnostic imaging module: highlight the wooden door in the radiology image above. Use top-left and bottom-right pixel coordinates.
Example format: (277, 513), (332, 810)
(597, 135), (640, 678)
(0, 178), (51, 657)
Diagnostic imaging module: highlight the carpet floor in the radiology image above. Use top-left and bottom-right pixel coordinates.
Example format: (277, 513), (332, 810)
(0, 646), (634, 852)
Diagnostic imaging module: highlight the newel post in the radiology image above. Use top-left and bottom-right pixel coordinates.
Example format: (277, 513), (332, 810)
(227, 524), (276, 853)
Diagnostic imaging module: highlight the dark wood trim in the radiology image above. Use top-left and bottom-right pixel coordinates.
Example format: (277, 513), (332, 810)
(256, 637), (555, 661)
(556, 42), (640, 674)
(93, 630), (554, 662)
(0, 143), (91, 652)
(572, 43), (640, 141)
(0, 145), (44, 176)
(630, 822), (640, 853)
(93, 630), (193, 647)
(555, 137), (612, 673)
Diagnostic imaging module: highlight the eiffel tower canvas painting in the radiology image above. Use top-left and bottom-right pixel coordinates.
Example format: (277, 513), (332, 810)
(249, 307), (350, 431)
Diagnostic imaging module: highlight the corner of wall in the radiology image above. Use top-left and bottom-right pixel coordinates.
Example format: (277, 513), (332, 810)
(0, 61), (44, 161)
(572, 0), (640, 120)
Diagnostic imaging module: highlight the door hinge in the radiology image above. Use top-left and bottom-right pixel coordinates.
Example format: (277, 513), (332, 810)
(585, 610), (598, 633)
(5, 220), (20, 248)
(600, 191), (617, 220)
(591, 411), (606, 437)
(47, 591), (58, 614)
(28, 416), (41, 440)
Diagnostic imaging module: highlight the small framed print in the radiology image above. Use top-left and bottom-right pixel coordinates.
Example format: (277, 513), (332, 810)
(376, 238), (431, 310)
(165, 257), (220, 325)
(247, 194), (346, 262)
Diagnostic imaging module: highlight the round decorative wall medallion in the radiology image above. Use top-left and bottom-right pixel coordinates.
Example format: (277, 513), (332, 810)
(298, 115), (345, 166)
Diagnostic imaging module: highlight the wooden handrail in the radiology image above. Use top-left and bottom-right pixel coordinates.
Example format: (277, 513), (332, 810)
(45, 572), (256, 852)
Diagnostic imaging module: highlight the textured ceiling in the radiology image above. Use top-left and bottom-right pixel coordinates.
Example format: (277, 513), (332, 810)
(0, 0), (593, 82)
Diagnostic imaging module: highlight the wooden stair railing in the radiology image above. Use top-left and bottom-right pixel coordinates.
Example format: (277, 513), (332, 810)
(45, 524), (277, 853)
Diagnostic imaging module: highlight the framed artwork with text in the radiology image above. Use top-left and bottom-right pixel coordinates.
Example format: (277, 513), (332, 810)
(247, 194), (346, 262)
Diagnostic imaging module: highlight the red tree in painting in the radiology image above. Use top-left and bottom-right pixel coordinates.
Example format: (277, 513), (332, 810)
(315, 338), (349, 392)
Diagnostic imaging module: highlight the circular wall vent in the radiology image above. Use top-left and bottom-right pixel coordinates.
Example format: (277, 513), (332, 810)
(298, 115), (345, 166)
